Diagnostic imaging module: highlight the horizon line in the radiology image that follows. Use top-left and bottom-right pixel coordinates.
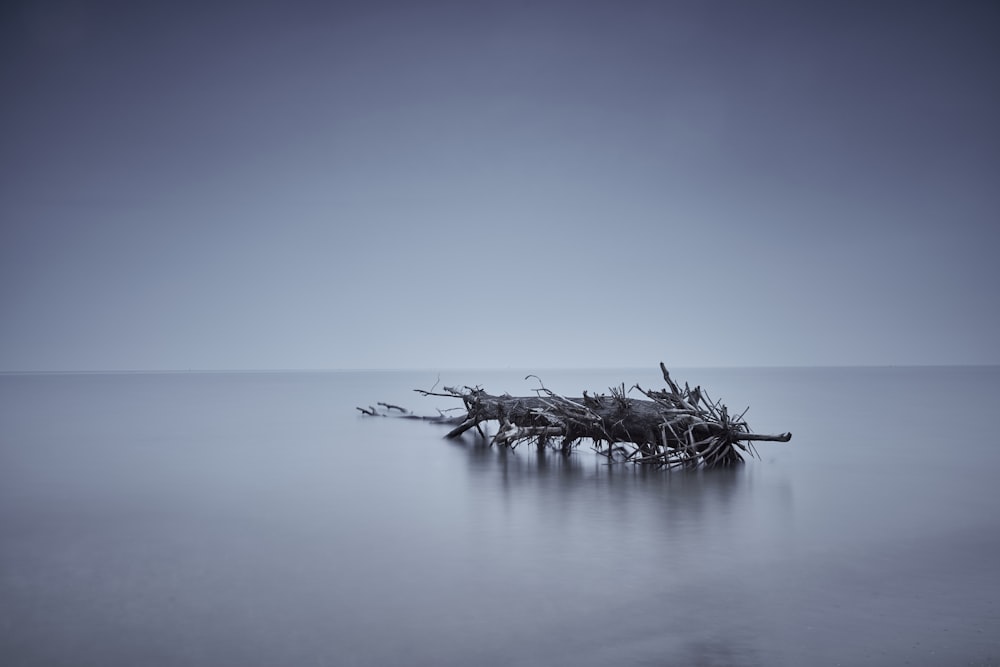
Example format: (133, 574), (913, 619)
(2, 362), (998, 376)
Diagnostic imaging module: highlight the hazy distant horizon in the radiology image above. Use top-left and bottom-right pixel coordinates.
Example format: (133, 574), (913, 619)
(3, 361), (998, 376)
(3, 1), (997, 372)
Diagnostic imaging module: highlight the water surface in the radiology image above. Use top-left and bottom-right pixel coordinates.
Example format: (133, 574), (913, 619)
(1, 367), (998, 666)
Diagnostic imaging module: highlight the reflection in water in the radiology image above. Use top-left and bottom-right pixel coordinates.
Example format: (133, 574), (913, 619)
(440, 428), (792, 667)
(456, 428), (759, 517)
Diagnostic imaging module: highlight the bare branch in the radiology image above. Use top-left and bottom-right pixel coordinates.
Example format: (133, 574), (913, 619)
(361, 363), (792, 468)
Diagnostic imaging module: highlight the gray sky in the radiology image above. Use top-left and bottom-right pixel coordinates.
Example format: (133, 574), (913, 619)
(2, 0), (998, 371)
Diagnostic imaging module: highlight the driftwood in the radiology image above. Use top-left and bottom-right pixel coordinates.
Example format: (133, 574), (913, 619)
(358, 363), (791, 469)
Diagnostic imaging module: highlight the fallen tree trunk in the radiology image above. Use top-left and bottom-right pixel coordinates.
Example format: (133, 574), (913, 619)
(358, 363), (791, 469)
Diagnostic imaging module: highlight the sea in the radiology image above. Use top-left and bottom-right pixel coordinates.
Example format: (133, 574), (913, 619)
(1, 366), (998, 666)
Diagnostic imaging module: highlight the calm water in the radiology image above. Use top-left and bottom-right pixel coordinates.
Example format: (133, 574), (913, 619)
(1, 367), (998, 666)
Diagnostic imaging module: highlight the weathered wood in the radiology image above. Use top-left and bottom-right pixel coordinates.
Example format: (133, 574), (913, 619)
(359, 363), (792, 468)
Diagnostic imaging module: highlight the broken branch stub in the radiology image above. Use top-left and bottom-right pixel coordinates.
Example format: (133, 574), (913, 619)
(359, 363), (792, 469)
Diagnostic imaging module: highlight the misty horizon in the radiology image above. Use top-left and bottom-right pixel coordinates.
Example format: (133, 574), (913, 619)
(1, 361), (997, 376)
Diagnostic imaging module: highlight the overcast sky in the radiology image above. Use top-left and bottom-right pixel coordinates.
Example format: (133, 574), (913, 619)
(1, 1), (997, 371)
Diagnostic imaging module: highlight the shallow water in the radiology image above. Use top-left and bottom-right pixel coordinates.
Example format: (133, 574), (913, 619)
(1, 367), (998, 666)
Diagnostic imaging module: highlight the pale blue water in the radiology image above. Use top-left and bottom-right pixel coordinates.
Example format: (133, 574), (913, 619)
(1, 366), (998, 666)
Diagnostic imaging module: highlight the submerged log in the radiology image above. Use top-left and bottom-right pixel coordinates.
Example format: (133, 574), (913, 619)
(358, 363), (791, 469)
